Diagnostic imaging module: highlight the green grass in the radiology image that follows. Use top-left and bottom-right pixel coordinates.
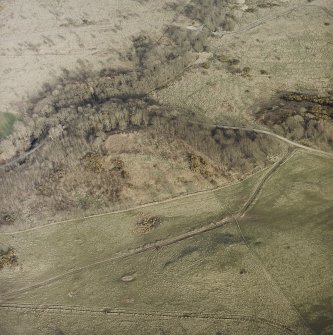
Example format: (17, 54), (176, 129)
(239, 151), (333, 335)
(0, 171), (263, 295)
(0, 306), (293, 335)
(0, 224), (311, 335)
(1, 152), (331, 335)
(0, 112), (16, 139)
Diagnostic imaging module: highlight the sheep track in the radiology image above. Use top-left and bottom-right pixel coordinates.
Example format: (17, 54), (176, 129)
(0, 303), (300, 334)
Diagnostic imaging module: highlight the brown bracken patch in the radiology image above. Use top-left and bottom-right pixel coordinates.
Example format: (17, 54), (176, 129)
(0, 212), (15, 226)
(81, 152), (104, 172)
(188, 152), (218, 178)
(0, 247), (18, 270)
(135, 213), (161, 234)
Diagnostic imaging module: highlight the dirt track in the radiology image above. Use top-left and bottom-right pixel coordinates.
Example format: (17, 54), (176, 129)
(238, 149), (297, 216)
(215, 125), (333, 159)
(0, 150), (295, 302)
(0, 303), (300, 335)
(0, 148), (311, 335)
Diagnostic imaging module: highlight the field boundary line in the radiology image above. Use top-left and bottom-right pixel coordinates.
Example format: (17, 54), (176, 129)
(3, 122), (331, 235)
(0, 148), (313, 335)
(0, 217), (233, 302)
(0, 150), (298, 302)
(238, 149), (298, 217)
(234, 215), (317, 335)
(230, 148), (317, 334)
(0, 166), (268, 235)
(232, 149), (318, 335)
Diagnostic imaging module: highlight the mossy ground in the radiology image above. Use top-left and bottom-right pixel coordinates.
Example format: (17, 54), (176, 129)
(0, 112), (16, 139)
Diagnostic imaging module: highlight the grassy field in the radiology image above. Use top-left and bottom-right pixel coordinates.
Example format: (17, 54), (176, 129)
(1, 151), (330, 335)
(0, 0), (332, 334)
(0, 170), (263, 296)
(0, 306), (302, 335)
(0, 224), (311, 335)
(239, 151), (333, 335)
(0, 112), (16, 139)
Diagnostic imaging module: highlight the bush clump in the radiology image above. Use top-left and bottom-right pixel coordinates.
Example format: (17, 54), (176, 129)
(135, 214), (161, 234)
(0, 247), (18, 270)
(81, 152), (104, 173)
(0, 212), (15, 226)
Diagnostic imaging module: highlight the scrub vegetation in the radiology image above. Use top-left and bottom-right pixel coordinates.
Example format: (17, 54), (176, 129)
(256, 92), (333, 150)
(0, 0), (332, 334)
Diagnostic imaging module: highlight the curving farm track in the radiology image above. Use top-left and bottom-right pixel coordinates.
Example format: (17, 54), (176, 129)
(0, 149), (296, 302)
(0, 3), (331, 333)
(0, 303), (300, 335)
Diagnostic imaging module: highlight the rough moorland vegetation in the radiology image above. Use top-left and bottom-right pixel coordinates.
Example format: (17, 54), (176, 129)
(0, 0), (286, 229)
(0, 0), (247, 164)
(0, 246), (18, 270)
(0, 93), (282, 229)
